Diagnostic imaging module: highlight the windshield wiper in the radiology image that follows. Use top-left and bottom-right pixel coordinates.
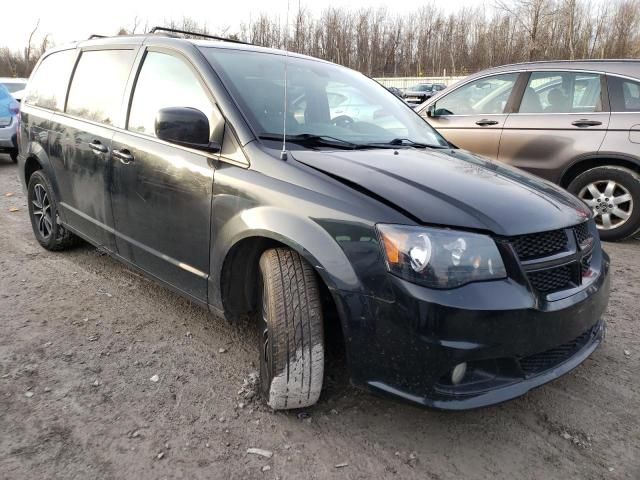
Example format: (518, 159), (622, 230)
(259, 133), (398, 150)
(364, 138), (450, 149)
(259, 133), (359, 150)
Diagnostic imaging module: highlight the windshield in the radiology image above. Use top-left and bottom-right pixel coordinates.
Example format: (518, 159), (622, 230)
(1, 82), (26, 94)
(200, 48), (447, 148)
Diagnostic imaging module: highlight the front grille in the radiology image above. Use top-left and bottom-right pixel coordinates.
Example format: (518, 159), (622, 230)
(508, 222), (598, 296)
(575, 221), (592, 247)
(510, 229), (568, 260)
(519, 327), (594, 375)
(528, 264), (574, 293)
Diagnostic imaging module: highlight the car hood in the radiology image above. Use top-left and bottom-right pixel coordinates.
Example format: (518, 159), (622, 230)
(291, 147), (591, 236)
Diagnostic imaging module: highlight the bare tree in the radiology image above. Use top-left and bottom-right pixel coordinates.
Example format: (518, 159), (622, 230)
(4, 1), (640, 79)
(24, 19), (40, 76)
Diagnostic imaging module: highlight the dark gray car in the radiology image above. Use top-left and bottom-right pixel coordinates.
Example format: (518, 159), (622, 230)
(417, 60), (640, 241)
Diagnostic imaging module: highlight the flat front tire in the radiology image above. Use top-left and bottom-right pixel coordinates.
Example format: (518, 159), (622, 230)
(568, 166), (640, 241)
(258, 248), (325, 410)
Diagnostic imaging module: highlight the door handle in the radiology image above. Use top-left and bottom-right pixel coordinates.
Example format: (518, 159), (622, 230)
(475, 119), (499, 126)
(571, 119), (602, 127)
(88, 140), (108, 153)
(113, 148), (134, 164)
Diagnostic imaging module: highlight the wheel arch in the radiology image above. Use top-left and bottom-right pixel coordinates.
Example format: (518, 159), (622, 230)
(21, 140), (63, 201)
(559, 152), (640, 188)
(24, 155), (43, 186)
(210, 207), (363, 323)
(216, 231), (355, 323)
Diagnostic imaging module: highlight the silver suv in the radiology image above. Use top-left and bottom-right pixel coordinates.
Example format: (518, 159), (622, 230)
(417, 60), (640, 241)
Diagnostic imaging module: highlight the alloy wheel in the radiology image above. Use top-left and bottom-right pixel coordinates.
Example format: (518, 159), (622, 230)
(32, 183), (53, 239)
(578, 180), (633, 230)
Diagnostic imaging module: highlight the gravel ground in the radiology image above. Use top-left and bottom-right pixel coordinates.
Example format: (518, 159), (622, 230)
(0, 155), (639, 480)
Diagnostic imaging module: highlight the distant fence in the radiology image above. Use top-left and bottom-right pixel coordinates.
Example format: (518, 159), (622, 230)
(374, 76), (467, 89)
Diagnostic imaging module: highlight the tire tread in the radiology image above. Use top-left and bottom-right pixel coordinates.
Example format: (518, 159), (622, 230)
(259, 248), (324, 410)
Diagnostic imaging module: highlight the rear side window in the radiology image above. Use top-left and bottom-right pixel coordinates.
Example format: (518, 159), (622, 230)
(24, 49), (77, 111)
(519, 71), (602, 113)
(607, 76), (640, 112)
(127, 51), (214, 137)
(66, 49), (136, 125)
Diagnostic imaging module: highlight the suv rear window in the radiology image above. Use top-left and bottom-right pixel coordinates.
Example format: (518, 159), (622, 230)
(24, 49), (77, 111)
(607, 75), (640, 112)
(66, 49), (136, 125)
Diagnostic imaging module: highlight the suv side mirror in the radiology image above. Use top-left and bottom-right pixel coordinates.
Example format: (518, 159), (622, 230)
(426, 104), (437, 118)
(155, 107), (221, 153)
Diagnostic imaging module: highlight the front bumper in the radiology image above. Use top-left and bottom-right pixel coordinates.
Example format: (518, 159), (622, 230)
(335, 251), (610, 410)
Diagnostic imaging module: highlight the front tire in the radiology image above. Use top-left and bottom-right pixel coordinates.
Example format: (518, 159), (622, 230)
(568, 166), (640, 241)
(27, 170), (79, 250)
(258, 248), (325, 410)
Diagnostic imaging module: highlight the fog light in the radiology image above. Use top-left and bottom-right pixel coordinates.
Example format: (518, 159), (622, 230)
(451, 362), (467, 385)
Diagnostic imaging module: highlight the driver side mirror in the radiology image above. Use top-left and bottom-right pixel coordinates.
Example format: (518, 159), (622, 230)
(426, 104), (437, 118)
(155, 107), (221, 153)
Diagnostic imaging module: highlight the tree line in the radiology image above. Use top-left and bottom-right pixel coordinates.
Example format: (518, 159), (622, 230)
(240, 0), (640, 77)
(2, 0), (640, 79)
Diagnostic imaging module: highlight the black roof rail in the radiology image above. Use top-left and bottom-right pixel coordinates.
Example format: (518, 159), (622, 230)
(149, 26), (251, 45)
(88, 34), (107, 39)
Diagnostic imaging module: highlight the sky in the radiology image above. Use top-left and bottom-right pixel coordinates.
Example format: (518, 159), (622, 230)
(1, 0), (486, 51)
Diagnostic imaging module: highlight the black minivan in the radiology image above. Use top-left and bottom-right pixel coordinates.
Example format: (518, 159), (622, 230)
(17, 30), (610, 410)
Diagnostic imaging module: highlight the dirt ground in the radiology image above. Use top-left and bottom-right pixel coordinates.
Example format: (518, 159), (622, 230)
(0, 155), (638, 480)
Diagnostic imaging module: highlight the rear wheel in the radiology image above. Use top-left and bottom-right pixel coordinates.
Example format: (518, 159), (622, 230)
(27, 170), (79, 250)
(568, 166), (640, 241)
(10, 149), (18, 163)
(257, 248), (325, 410)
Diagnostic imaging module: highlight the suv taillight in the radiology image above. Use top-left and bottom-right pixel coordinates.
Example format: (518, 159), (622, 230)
(9, 101), (19, 116)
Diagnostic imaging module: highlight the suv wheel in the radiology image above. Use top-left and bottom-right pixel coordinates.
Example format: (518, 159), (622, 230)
(257, 248), (325, 410)
(10, 149), (18, 163)
(27, 170), (79, 250)
(568, 166), (640, 241)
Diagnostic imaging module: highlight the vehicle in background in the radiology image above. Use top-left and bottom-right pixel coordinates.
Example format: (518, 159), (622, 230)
(0, 84), (19, 162)
(386, 86), (404, 98)
(18, 32), (609, 411)
(417, 60), (640, 241)
(404, 83), (446, 104)
(0, 78), (28, 102)
(292, 85), (406, 134)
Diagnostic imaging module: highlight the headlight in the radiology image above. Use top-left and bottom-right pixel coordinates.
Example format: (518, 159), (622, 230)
(377, 224), (506, 288)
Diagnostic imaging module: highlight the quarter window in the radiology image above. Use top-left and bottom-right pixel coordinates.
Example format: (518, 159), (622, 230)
(519, 71), (602, 114)
(128, 52), (214, 137)
(432, 73), (518, 115)
(23, 49), (77, 111)
(607, 76), (640, 112)
(66, 49), (136, 125)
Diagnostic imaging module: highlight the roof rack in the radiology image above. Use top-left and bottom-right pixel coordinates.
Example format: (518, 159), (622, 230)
(88, 34), (107, 39)
(149, 26), (251, 45)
